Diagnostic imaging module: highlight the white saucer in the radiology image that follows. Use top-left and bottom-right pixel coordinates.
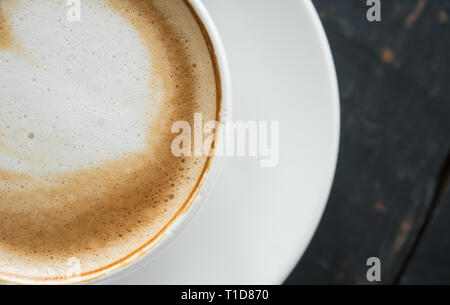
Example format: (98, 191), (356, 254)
(112, 0), (339, 285)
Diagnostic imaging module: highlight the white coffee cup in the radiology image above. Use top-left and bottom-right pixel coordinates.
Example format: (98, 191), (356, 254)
(0, 0), (231, 285)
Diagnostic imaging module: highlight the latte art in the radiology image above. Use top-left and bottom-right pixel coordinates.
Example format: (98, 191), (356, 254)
(0, 0), (220, 282)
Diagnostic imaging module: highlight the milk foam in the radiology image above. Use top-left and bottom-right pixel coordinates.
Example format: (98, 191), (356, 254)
(0, 0), (162, 176)
(0, 0), (219, 283)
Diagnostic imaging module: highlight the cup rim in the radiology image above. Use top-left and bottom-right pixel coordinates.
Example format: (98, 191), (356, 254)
(0, 0), (232, 285)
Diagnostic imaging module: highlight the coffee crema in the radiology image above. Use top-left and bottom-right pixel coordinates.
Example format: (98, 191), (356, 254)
(0, 0), (220, 282)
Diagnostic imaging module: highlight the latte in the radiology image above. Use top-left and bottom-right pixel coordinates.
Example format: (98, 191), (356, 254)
(0, 0), (220, 282)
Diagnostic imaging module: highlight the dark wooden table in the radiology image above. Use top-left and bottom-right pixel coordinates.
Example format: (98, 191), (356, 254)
(285, 0), (450, 285)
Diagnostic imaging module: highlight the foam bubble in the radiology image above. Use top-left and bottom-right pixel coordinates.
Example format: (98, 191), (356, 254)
(0, 0), (162, 176)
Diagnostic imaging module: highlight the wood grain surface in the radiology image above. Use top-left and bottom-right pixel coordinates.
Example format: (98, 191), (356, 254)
(285, 0), (450, 285)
